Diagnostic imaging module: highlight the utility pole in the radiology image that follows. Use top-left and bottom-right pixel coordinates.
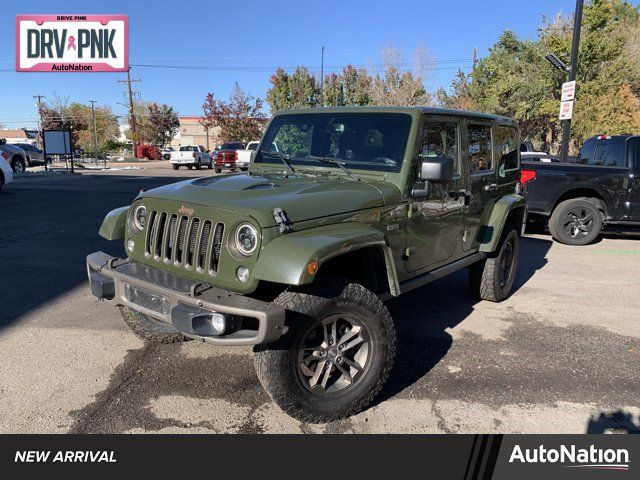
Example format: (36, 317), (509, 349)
(118, 67), (140, 157)
(559, 0), (584, 163)
(320, 46), (325, 107)
(33, 94), (46, 169)
(89, 100), (99, 166)
(472, 48), (478, 70)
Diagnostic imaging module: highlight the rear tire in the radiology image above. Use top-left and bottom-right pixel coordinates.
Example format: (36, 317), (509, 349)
(195, 160), (202, 170)
(172, 165), (179, 170)
(469, 229), (519, 302)
(253, 278), (396, 423)
(119, 306), (190, 343)
(214, 168), (221, 173)
(548, 198), (602, 246)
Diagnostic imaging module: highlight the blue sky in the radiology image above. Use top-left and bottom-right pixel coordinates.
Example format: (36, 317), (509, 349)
(0, 0), (594, 128)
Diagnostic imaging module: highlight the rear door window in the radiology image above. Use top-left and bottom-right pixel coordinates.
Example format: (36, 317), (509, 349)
(496, 126), (519, 176)
(468, 124), (493, 174)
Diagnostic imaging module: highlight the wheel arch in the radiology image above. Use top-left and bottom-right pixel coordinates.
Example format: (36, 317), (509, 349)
(253, 223), (400, 297)
(478, 194), (526, 253)
(552, 188), (608, 218)
(98, 205), (130, 240)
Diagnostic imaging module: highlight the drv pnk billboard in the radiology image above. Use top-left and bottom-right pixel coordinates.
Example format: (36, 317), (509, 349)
(16, 15), (128, 72)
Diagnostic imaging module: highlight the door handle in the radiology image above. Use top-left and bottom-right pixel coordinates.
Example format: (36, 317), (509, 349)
(484, 183), (498, 192)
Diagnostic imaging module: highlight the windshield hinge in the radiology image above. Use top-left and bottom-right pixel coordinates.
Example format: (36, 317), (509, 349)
(273, 208), (292, 234)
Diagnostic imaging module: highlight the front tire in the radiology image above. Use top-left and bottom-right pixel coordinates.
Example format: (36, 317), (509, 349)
(253, 278), (396, 423)
(469, 229), (519, 302)
(119, 306), (190, 343)
(172, 165), (179, 170)
(548, 198), (602, 245)
(214, 168), (221, 173)
(11, 157), (26, 174)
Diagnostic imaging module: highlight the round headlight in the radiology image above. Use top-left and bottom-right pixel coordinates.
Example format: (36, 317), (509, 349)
(133, 205), (147, 231)
(235, 223), (258, 256)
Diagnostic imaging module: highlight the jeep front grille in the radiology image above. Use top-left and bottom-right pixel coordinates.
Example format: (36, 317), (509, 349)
(144, 210), (224, 275)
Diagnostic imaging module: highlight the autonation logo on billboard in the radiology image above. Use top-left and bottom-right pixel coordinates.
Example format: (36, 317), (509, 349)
(15, 14), (128, 72)
(509, 444), (630, 471)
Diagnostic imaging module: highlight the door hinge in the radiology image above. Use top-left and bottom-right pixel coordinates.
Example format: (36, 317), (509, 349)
(462, 229), (468, 243)
(403, 247), (415, 259)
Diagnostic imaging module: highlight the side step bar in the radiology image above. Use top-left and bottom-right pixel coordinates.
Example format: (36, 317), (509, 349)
(379, 252), (486, 302)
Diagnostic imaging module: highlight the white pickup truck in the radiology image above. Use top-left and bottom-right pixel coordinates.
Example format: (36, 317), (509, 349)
(170, 145), (212, 170)
(235, 141), (259, 171)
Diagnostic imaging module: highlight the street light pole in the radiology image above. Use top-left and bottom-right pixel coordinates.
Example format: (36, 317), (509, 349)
(89, 100), (98, 166)
(559, 0), (584, 162)
(33, 94), (46, 170)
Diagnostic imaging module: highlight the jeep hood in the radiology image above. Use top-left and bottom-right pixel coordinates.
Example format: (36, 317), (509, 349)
(139, 173), (402, 227)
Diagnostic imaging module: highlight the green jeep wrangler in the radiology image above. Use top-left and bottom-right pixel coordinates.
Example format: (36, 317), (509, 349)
(87, 107), (525, 422)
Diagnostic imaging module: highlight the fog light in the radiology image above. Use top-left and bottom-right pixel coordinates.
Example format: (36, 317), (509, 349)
(127, 238), (135, 252)
(236, 266), (250, 283)
(209, 313), (226, 335)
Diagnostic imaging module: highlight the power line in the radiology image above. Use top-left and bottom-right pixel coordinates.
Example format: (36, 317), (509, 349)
(118, 68), (140, 156)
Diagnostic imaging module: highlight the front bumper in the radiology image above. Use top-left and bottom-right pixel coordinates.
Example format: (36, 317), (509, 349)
(86, 251), (285, 345)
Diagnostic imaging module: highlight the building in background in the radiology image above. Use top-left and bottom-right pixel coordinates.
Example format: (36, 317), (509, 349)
(171, 116), (219, 150)
(0, 128), (39, 145)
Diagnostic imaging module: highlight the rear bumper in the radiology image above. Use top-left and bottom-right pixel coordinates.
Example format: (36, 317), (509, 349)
(86, 251), (285, 345)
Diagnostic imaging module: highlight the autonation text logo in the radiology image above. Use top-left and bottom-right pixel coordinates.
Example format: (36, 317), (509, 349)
(509, 444), (629, 471)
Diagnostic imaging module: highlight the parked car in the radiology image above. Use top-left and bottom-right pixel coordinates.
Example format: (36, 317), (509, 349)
(521, 152), (561, 163)
(160, 147), (173, 160)
(87, 106), (525, 422)
(170, 145), (212, 170)
(521, 134), (640, 245)
(11, 143), (48, 166)
(0, 139), (27, 173)
(214, 142), (245, 173)
(0, 150), (14, 192)
(236, 141), (259, 171)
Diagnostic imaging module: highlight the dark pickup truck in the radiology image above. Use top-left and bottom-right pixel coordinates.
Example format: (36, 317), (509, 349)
(521, 135), (640, 245)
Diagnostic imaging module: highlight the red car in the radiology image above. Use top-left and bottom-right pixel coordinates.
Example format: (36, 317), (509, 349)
(214, 142), (245, 173)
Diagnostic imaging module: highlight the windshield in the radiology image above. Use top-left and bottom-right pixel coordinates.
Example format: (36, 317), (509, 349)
(256, 113), (412, 173)
(221, 142), (244, 150)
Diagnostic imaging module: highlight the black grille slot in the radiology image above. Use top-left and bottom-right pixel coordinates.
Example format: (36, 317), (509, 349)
(175, 216), (188, 262)
(211, 223), (224, 272)
(145, 210), (158, 255)
(198, 220), (212, 270)
(186, 218), (200, 267)
(165, 214), (178, 261)
(154, 212), (167, 258)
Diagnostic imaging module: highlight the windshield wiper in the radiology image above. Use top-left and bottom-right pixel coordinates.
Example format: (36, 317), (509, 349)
(307, 155), (360, 181)
(260, 150), (295, 174)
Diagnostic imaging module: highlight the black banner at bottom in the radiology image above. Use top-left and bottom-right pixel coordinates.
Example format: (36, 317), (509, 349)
(0, 434), (637, 478)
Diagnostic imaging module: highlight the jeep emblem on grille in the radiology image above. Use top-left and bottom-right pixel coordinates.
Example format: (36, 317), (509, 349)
(179, 205), (194, 216)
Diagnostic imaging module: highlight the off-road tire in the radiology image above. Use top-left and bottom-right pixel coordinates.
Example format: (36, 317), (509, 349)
(469, 228), (519, 302)
(11, 156), (25, 174)
(253, 278), (396, 423)
(172, 164), (179, 170)
(119, 306), (190, 343)
(548, 198), (602, 246)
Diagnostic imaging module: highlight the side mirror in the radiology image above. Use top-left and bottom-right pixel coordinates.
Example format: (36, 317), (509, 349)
(418, 155), (454, 183)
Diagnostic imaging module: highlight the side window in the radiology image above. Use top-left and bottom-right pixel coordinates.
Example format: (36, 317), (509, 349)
(593, 142), (626, 167)
(420, 121), (459, 173)
(468, 124), (493, 174)
(496, 126), (519, 177)
(576, 139), (596, 164)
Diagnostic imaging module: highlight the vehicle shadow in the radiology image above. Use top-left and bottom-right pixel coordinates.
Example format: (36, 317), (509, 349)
(374, 235), (552, 405)
(586, 410), (640, 434)
(0, 172), (198, 332)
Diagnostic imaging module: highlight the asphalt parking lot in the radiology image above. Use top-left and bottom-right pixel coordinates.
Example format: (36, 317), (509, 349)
(1, 163), (638, 434)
